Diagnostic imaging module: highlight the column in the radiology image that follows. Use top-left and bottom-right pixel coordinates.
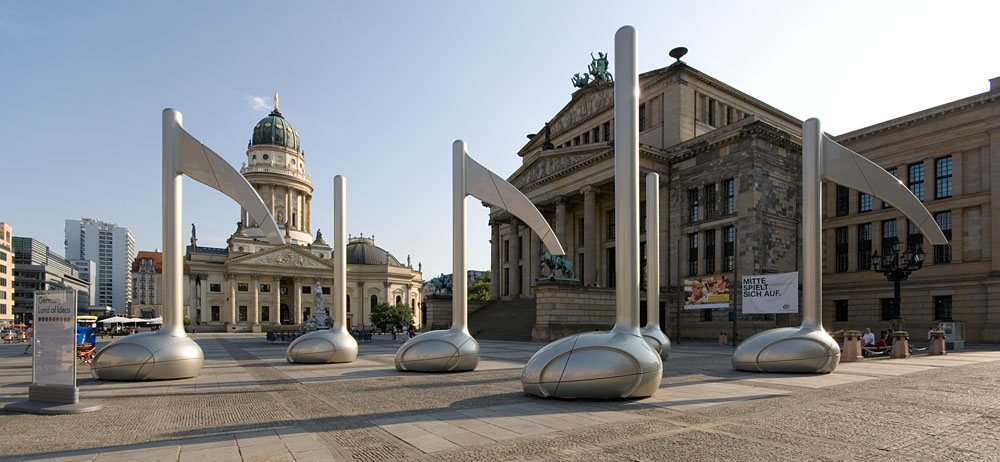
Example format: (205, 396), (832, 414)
(273, 275), (281, 325)
(199, 275), (208, 324)
(252, 274), (260, 327)
(187, 276), (196, 314)
(490, 220), (500, 300)
(528, 228), (540, 296)
(305, 197), (311, 234)
(227, 273), (237, 325)
(285, 187), (292, 228)
(509, 219), (521, 297)
(293, 276), (302, 325)
(358, 282), (366, 329)
(582, 186), (598, 286)
(555, 197), (567, 247)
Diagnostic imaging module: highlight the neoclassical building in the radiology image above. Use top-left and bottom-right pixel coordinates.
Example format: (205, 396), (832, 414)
(486, 55), (1000, 342)
(177, 98), (422, 331)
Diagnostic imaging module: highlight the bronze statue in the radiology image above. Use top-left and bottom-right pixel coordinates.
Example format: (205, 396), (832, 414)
(542, 252), (575, 280)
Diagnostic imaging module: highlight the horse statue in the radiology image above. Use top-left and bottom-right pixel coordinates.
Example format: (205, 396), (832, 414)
(542, 252), (575, 280)
(429, 273), (453, 294)
(588, 52), (613, 83)
(571, 72), (592, 88)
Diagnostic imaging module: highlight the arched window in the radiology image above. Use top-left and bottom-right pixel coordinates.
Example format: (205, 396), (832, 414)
(410, 298), (415, 308)
(395, 295), (402, 305)
(346, 295), (351, 313)
(370, 295), (378, 309)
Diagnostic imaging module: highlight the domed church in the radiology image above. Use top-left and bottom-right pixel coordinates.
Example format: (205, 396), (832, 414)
(180, 94), (423, 332)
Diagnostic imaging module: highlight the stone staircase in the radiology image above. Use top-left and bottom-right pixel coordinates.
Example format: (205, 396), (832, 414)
(468, 298), (537, 341)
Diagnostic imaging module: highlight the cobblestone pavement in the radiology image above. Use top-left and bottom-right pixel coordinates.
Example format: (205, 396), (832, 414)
(2, 333), (999, 461)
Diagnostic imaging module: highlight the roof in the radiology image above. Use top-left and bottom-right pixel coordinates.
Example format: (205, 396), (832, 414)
(132, 251), (162, 272)
(346, 237), (401, 266)
(251, 108), (300, 152)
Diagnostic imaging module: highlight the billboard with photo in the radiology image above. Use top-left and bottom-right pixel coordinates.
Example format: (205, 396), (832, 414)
(683, 275), (731, 309)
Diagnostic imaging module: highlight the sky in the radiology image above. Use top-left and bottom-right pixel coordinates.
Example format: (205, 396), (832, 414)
(2, 1), (997, 279)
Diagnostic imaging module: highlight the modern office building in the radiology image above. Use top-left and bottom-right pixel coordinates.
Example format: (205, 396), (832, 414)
(11, 237), (92, 323)
(70, 259), (98, 307)
(65, 218), (135, 315)
(0, 222), (13, 327)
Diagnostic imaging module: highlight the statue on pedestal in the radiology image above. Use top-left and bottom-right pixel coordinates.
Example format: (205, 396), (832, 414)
(300, 280), (332, 332)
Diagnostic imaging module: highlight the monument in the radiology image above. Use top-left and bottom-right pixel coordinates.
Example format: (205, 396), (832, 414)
(394, 141), (565, 372)
(90, 109), (285, 380)
(731, 118), (947, 373)
(640, 173), (671, 360)
(521, 26), (663, 399)
(286, 176), (359, 363)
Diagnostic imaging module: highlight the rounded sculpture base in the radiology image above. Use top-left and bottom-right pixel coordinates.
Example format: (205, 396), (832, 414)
(286, 329), (359, 363)
(640, 325), (671, 360)
(522, 329), (662, 399)
(732, 327), (840, 373)
(91, 332), (204, 380)
(394, 329), (479, 372)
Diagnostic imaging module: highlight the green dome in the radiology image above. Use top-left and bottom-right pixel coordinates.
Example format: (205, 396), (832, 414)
(251, 109), (300, 152)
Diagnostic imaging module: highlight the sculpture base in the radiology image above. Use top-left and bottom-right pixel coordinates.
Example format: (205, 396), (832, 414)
(286, 329), (358, 363)
(732, 327), (840, 373)
(640, 324), (671, 360)
(91, 331), (204, 380)
(522, 329), (662, 399)
(394, 329), (479, 372)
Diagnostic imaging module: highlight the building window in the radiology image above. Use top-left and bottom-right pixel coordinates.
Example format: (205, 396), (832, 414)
(935, 156), (952, 199)
(907, 220), (923, 254)
(883, 168), (897, 208)
(503, 239), (509, 263)
(834, 300), (849, 322)
(582, 132), (590, 144)
(724, 179), (735, 215)
(908, 162), (924, 201)
(858, 223), (872, 271)
(835, 227), (849, 272)
(704, 229), (716, 274)
(237, 282), (248, 292)
(881, 298), (899, 321)
(303, 307), (311, 319)
(688, 189), (699, 222)
(688, 233), (698, 276)
(607, 247), (616, 288)
(707, 98), (716, 127)
(723, 226), (736, 272)
(238, 306), (248, 322)
(881, 219), (897, 255)
(301, 285), (311, 294)
(603, 121), (611, 142)
(592, 127), (600, 143)
(322, 286), (331, 295)
(371, 295), (378, 309)
(261, 306), (270, 322)
(934, 296), (953, 321)
(211, 305), (220, 322)
(577, 218), (585, 244)
(704, 184), (717, 219)
(209, 283), (221, 292)
(574, 136), (580, 146)
(607, 210), (616, 239)
(934, 211), (952, 264)
(701, 309), (713, 322)
(859, 193), (872, 213)
(260, 284), (270, 293)
(836, 185), (850, 217)
(639, 103), (647, 131)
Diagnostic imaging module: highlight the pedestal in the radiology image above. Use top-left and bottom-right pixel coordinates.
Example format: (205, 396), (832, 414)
(840, 330), (863, 362)
(929, 331), (947, 356)
(890, 331), (910, 359)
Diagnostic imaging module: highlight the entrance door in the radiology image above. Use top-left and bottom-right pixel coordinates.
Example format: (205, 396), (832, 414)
(280, 304), (291, 325)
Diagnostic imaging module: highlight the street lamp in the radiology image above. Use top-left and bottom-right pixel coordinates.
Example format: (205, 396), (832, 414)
(870, 242), (925, 320)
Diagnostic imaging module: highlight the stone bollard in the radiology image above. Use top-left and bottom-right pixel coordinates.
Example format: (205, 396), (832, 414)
(841, 330), (863, 362)
(929, 331), (947, 355)
(719, 332), (729, 345)
(891, 331), (910, 359)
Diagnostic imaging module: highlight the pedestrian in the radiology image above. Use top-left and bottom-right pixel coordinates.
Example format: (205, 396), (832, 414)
(391, 326), (397, 341)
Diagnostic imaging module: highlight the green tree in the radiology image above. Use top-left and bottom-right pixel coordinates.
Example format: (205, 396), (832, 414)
(468, 271), (491, 301)
(369, 303), (415, 331)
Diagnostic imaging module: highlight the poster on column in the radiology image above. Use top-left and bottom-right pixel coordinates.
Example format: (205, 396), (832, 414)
(32, 290), (77, 387)
(683, 276), (731, 309)
(742, 272), (799, 314)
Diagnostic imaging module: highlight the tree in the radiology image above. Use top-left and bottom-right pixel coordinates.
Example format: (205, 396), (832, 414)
(468, 271), (491, 301)
(369, 303), (415, 331)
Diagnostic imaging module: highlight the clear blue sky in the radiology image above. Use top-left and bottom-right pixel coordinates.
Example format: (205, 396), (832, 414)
(3, 1), (997, 278)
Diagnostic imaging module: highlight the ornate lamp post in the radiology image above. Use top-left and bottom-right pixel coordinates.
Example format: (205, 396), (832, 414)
(870, 243), (925, 320)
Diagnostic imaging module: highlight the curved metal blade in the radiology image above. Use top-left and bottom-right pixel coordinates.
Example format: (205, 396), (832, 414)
(177, 126), (285, 245)
(821, 136), (947, 245)
(464, 153), (565, 256)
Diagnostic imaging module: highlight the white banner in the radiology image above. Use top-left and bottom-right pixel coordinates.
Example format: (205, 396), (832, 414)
(33, 290), (77, 387)
(742, 272), (799, 314)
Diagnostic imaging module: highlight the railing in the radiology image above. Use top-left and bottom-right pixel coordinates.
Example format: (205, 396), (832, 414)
(240, 166), (311, 182)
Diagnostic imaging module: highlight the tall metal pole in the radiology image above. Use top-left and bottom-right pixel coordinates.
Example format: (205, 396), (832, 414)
(645, 173), (660, 329)
(801, 118), (822, 330)
(452, 140), (469, 333)
(333, 175), (347, 333)
(163, 109), (185, 337)
(613, 25), (640, 334)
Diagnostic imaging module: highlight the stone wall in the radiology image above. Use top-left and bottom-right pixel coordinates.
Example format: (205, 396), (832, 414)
(422, 295), (488, 330)
(533, 281), (616, 340)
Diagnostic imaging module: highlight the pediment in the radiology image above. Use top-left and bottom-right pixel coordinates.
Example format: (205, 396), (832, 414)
(226, 245), (334, 270)
(550, 87), (614, 136)
(510, 151), (600, 189)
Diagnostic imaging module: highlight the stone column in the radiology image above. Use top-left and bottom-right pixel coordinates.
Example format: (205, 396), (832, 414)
(274, 275), (281, 325)
(305, 196), (311, 234)
(240, 206), (247, 227)
(199, 275), (208, 324)
(555, 197), (567, 246)
(582, 186), (598, 286)
(528, 228), (540, 296)
(509, 219), (521, 298)
(227, 273), (237, 326)
(490, 220), (500, 300)
(293, 276), (302, 325)
(285, 187), (292, 228)
(252, 274), (260, 330)
(187, 276), (196, 314)
(358, 282), (366, 329)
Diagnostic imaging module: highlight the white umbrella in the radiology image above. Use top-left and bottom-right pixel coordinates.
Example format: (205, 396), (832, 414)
(99, 316), (131, 324)
(147, 317), (163, 325)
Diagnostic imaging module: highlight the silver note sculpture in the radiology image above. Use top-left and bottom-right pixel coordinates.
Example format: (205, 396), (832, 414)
(395, 140), (565, 372)
(732, 118), (947, 373)
(286, 176), (359, 363)
(641, 173), (671, 360)
(91, 109), (285, 380)
(522, 26), (663, 399)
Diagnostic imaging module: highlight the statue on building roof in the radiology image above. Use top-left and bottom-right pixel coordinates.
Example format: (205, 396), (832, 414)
(542, 123), (555, 150)
(571, 52), (612, 88)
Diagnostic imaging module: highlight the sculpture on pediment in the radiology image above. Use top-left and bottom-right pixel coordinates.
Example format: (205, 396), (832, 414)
(571, 72), (591, 88)
(542, 252), (575, 280)
(588, 52), (613, 84)
(542, 123), (554, 150)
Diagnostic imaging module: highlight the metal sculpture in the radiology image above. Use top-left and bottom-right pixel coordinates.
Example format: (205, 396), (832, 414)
(286, 175), (359, 363)
(641, 173), (671, 360)
(395, 141), (565, 372)
(732, 118), (947, 373)
(522, 26), (663, 399)
(91, 109), (285, 380)
(542, 252), (575, 280)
